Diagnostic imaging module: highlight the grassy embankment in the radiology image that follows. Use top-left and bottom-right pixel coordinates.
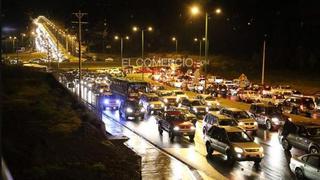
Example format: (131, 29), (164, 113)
(1, 65), (141, 180)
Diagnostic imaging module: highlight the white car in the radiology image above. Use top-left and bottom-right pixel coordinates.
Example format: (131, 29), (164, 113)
(290, 154), (320, 180)
(196, 94), (220, 107)
(105, 57), (114, 62)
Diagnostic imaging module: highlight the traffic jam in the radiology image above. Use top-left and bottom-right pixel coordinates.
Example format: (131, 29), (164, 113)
(59, 65), (320, 179)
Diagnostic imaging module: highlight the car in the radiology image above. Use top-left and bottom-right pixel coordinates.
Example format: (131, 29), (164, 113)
(179, 98), (208, 118)
(157, 110), (196, 141)
(254, 94), (285, 106)
(119, 100), (145, 120)
(290, 154), (320, 180)
(157, 90), (178, 107)
(100, 93), (121, 110)
(220, 108), (258, 133)
(172, 90), (188, 101)
(279, 121), (320, 154)
(202, 111), (238, 135)
(249, 103), (288, 131)
(279, 96), (316, 116)
(195, 94), (220, 107)
(139, 93), (165, 114)
(204, 126), (264, 164)
(238, 90), (259, 103)
(105, 57), (114, 62)
(176, 107), (197, 126)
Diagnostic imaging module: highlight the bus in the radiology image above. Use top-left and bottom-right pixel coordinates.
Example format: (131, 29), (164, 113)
(110, 78), (149, 101)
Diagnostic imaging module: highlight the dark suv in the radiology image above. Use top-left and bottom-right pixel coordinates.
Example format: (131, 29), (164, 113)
(279, 96), (316, 116)
(249, 103), (289, 131)
(279, 121), (320, 154)
(157, 110), (196, 142)
(119, 100), (145, 120)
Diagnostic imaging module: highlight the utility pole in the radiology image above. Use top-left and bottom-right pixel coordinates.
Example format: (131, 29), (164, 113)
(261, 39), (266, 85)
(72, 10), (87, 99)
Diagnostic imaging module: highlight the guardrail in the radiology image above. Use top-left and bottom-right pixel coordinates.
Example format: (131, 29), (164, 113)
(1, 158), (14, 180)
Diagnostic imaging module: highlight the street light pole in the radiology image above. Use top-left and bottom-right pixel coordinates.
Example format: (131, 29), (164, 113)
(261, 39), (266, 85)
(175, 39), (178, 54)
(204, 12), (208, 94)
(72, 10), (87, 99)
(120, 37), (123, 61)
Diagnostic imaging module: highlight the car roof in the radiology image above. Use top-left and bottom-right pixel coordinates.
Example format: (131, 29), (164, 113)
(219, 126), (244, 133)
(251, 103), (275, 108)
(144, 93), (158, 97)
(290, 121), (320, 128)
(207, 111), (232, 119)
(165, 111), (182, 116)
(223, 107), (243, 112)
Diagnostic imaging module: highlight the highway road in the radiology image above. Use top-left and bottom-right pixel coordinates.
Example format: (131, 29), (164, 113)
(64, 79), (308, 180)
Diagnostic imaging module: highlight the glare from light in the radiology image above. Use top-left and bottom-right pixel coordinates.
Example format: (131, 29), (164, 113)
(194, 38), (198, 42)
(215, 8), (222, 14)
(172, 37), (176, 41)
(147, 26), (153, 31)
(133, 26), (138, 32)
(190, 5), (200, 15)
(114, 35), (119, 40)
(125, 36), (130, 40)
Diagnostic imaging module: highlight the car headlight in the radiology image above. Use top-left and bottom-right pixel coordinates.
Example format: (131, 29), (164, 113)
(206, 107), (209, 112)
(150, 104), (155, 108)
(193, 107), (198, 112)
(164, 98), (168, 103)
(173, 126), (180, 131)
(238, 122), (245, 126)
(141, 108), (146, 112)
(254, 122), (258, 126)
(288, 117), (292, 121)
(234, 147), (243, 153)
(271, 117), (279, 122)
(126, 107), (133, 113)
(99, 89), (103, 93)
(259, 147), (264, 153)
(116, 100), (120, 104)
(104, 99), (109, 104)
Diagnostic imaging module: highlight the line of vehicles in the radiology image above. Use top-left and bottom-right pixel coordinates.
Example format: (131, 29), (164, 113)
(59, 68), (320, 179)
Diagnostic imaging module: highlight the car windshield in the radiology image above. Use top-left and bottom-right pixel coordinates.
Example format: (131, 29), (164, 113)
(192, 100), (203, 106)
(167, 115), (186, 121)
(233, 111), (250, 119)
(219, 119), (238, 126)
(265, 107), (281, 114)
(227, 132), (253, 142)
(205, 96), (216, 101)
(126, 101), (139, 107)
(175, 91), (184, 95)
(306, 127), (320, 137)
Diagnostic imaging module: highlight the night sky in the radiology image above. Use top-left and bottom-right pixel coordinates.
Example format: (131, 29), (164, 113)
(2, 0), (320, 65)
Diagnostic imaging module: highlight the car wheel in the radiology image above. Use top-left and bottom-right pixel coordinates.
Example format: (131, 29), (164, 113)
(189, 135), (195, 142)
(158, 124), (163, 135)
(206, 142), (213, 155)
(295, 168), (304, 180)
(169, 131), (175, 141)
(266, 120), (272, 131)
(309, 146), (319, 154)
(281, 139), (292, 151)
(254, 159), (261, 164)
(226, 151), (235, 164)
